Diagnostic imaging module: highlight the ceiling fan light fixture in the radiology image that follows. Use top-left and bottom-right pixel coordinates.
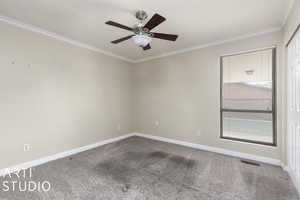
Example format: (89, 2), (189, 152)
(132, 34), (152, 47)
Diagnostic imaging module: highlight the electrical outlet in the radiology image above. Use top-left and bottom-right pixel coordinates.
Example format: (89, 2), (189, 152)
(154, 121), (160, 127)
(117, 124), (121, 131)
(24, 144), (31, 152)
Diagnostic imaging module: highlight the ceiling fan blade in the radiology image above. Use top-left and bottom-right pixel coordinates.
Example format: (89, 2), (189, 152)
(111, 35), (134, 44)
(144, 14), (166, 31)
(105, 21), (133, 31)
(151, 33), (178, 41)
(143, 44), (151, 50)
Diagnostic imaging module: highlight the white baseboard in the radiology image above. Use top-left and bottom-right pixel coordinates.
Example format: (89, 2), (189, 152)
(282, 165), (300, 195)
(0, 132), (282, 177)
(133, 133), (281, 166)
(281, 163), (289, 171)
(0, 133), (135, 177)
(2, 132), (297, 194)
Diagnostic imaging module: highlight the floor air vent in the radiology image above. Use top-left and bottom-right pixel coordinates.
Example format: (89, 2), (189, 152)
(241, 160), (260, 166)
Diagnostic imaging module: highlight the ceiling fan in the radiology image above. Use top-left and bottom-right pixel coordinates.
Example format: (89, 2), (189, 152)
(105, 10), (178, 50)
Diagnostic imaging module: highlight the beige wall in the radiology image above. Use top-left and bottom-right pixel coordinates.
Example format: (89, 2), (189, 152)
(133, 31), (284, 160)
(0, 22), (133, 169)
(1, 10), (295, 170)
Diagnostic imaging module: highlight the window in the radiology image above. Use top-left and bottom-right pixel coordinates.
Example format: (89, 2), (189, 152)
(220, 48), (276, 146)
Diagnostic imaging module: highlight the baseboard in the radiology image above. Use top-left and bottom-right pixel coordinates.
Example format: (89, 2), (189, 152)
(133, 132), (281, 166)
(0, 132), (282, 177)
(282, 165), (300, 195)
(281, 163), (289, 171)
(0, 133), (135, 177)
(1, 132), (297, 194)
(1, 132), (296, 194)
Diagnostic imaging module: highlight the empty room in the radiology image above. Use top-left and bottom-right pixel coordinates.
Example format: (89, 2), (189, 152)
(0, 0), (300, 199)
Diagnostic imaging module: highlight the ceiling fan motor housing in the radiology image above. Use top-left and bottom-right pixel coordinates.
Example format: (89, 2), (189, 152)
(135, 10), (148, 21)
(133, 25), (151, 36)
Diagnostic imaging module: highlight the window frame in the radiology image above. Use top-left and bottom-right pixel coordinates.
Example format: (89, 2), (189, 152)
(220, 47), (277, 146)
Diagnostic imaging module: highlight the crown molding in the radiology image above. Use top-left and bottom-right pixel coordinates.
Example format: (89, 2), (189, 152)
(133, 27), (282, 63)
(0, 15), (282, 64)
(282, 0), (295, 28)
(0, 15), (135, 63)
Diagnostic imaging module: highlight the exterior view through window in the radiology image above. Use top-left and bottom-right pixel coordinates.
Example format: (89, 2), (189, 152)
(220, 48), (276, 145)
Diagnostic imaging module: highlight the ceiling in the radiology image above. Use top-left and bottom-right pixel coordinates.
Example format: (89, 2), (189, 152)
(0, 0), (293, 61)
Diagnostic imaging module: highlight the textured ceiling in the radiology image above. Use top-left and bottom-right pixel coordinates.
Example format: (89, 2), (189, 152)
(0, 0), (293, 61)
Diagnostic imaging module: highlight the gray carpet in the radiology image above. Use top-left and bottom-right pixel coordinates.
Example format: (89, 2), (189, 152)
(0, 136), (299, 200)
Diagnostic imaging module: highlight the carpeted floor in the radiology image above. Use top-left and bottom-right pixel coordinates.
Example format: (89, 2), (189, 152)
(0, 136), (299, 200)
